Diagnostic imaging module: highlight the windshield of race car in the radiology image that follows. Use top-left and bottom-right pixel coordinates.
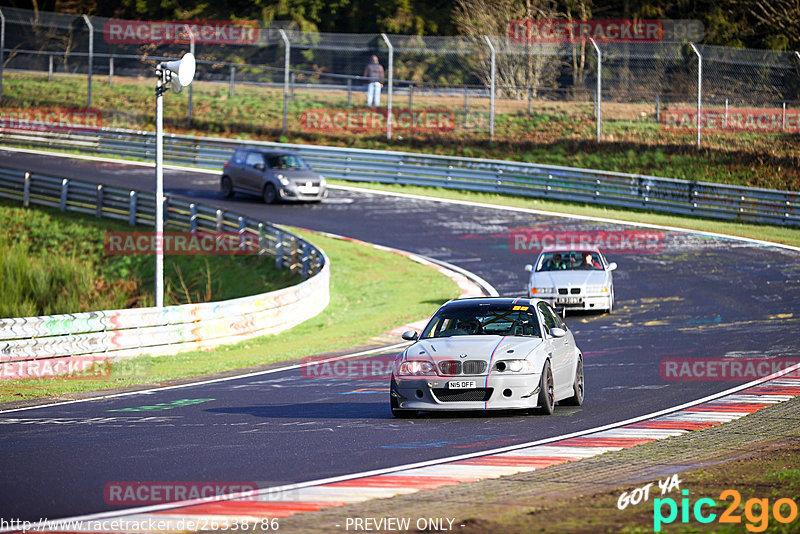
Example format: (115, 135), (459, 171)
(421, 306), (542, 339)
(536, 251), (603, 272)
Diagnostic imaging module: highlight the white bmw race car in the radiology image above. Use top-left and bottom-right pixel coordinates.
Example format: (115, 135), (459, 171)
(525, 247), (617, 313)
(390, 297), (584, 417)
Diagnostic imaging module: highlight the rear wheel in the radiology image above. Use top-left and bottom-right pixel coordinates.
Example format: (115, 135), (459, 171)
(263, 183), (278, 204)
(536, 360), (555, 415)
(221, 176), (234, 198)
(561, 356), (584, 406)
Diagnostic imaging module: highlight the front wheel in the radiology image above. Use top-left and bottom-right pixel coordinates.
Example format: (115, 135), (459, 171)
(535, 360), (555, 415)
(263, 183), (278, 204)
(561, 356), (584, 406)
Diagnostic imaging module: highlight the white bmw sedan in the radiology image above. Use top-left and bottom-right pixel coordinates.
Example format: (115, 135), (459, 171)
(525, 247), (617, 313)
(390, 297), (584, 417)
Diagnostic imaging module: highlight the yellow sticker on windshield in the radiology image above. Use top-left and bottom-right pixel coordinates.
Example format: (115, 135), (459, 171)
(512, 305), (529, 311)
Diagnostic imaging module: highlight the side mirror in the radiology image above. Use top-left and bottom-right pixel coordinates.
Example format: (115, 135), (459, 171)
(608, 262), (617, 271)
(551, 327), (567, 338)
(401, 330), (419, 341)
(524, 264), (533, 272)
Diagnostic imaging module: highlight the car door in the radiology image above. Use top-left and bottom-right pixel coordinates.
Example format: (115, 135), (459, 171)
(241, 151), (265, 192)
(537, 302), (572, 396)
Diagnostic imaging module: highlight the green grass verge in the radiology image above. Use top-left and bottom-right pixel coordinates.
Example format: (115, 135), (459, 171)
(4, 72), (798, 191)
(0, 229), (461, 402)
(330, 180), (800, 248)
(0, 199), (300, 315)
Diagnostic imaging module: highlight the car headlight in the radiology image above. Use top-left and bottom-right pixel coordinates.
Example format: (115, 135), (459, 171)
(277, 174), (289, 186)
(531, 287), (555, 295)
(588, 285), (609, 293)
(495, 360), (536, 373)
(398, 360), (436, 376)
(318, 175), (327, 185)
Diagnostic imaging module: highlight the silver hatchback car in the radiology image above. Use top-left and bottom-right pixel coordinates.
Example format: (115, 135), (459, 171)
(221, 148), (327, 203)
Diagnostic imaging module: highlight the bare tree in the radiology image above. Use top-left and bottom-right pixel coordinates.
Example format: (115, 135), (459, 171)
(453, 0), (563, 98)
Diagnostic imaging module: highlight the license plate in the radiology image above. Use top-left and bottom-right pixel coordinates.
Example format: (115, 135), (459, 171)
(298, 185), (319, 194)
(448, 380), (477, 389)
(556, 297), (582, 304)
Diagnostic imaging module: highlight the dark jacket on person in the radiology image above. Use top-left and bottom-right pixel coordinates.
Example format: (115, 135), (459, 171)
(363, 63), (384, 82)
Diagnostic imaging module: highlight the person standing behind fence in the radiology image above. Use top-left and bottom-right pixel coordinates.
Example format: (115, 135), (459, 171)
(363, 55), (385, 107)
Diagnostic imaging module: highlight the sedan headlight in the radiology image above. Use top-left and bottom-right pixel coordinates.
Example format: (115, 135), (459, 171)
(587, 285), (609, 294)
(531, 287), (555, 295)
(495, 360), (536, 373)
(398, 360), (436, 376)
(276, 174), (290, 186)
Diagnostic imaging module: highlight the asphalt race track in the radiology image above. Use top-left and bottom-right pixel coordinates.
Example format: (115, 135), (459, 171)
(1, 151), (799, 522)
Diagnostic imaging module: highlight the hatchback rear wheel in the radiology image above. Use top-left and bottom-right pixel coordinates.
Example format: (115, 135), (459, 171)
(221, 176), (234, 198)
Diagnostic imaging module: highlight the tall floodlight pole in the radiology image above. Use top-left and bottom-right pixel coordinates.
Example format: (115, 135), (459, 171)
(154, 53), (195, 307)
(381, 33), (393, 140)
(690, 43), (702, 149)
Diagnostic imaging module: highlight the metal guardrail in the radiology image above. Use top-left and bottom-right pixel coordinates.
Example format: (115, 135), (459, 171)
(0, 165), (329, 364)
(1, 125), (797, 226)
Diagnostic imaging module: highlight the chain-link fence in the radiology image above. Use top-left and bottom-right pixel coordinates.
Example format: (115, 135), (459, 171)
(1, 6), (799, 148)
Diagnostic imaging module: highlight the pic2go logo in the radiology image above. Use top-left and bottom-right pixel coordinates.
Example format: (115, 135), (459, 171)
(654, 489), (798, 532)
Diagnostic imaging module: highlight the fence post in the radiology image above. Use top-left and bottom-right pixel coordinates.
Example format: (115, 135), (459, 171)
(81, 15), (93, 108)
(528, 87), (532, 114)
(381, 33), (394, 140)
(108, 55), (114, 85)
(783, 102), (786, 130)
(0, 8), (5, 103)
(464, 87), (469, 114)
(279, 29), (290, 135)
(238, 216), (246, 250)
(347, 78), (352, 107)
(725, 98), (728, 128)
(589, 38), (601, 143)
(23, 172), (30, 207)
(188, 33), (195, 123)
(60, 179), (69, 211)
(48, 55), (53, 82)
(257, 222), (265, 255)
(128, 191), (137, 226)
(484, 36), (496, 142)
(690, 43), (702, 149)
(275, 230), (284, 268)
(229, 66), (235, 97)
(408, 83), (413, 109)
(656, 94), (660, 122)
(290, 72), (296, 101)
(96, 184), (103, 217)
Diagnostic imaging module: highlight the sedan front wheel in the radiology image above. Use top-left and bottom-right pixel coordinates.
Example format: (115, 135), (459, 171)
(535, 360), (555, 415)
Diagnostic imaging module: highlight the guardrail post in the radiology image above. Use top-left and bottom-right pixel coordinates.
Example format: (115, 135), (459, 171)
(381, 33), (394, 140)
(60, 179), (69, 211)
(275, 230), (284, 268)
(238, 216), (246, 250)
(128, 191), (137, 226)
(215, 209), (223, 234)
(82, 15), (93, 108)
(229, 66), (235, 97)
(257, 222), (265, 255)
(189, 203), (197, 232)
(0, 8), (5, 102)
(96, 184), (103, 217)
(109, 55), (114, 85)
(484, 36), (496, 142)
(278, 29), (290, 136)
(589, 38), (601, 143)
(408, 84), (413, 109)
(690, 43), (702, 149)
(22, 172), (30, 207)
(301, 242), (310, 279)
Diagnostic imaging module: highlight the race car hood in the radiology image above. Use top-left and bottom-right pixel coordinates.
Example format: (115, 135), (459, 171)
(408, 335), (545, 364)
(531, 270), (608, 287)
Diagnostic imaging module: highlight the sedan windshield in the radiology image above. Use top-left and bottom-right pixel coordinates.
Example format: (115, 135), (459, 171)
(537, 251), (603, 271)
(421, 306), (542, 339)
